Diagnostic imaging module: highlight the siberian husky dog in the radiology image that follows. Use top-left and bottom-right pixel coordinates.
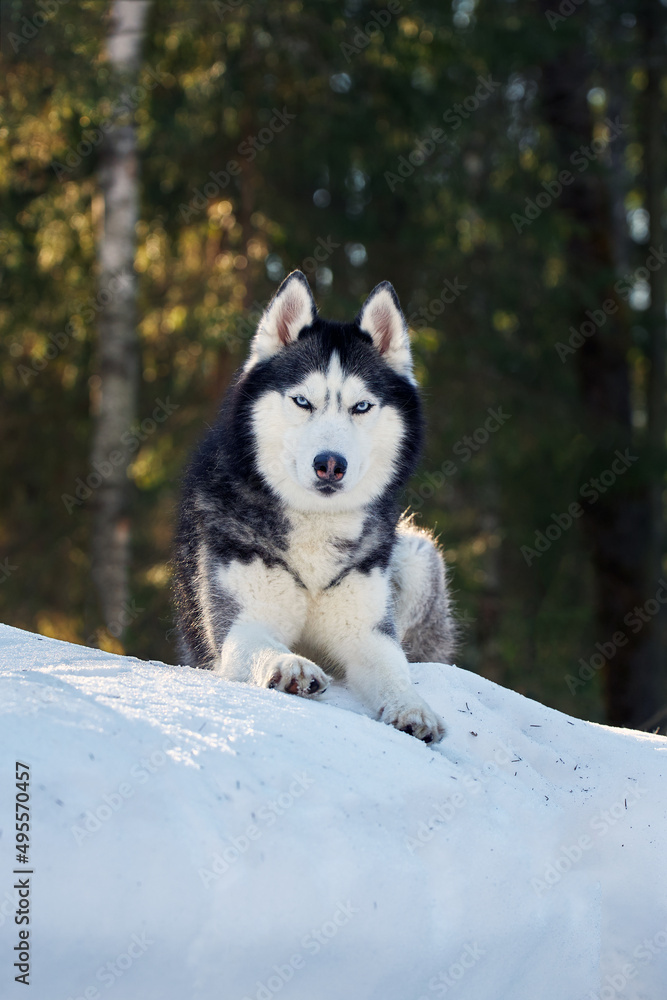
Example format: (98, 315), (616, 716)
(173, 271), (456, 742)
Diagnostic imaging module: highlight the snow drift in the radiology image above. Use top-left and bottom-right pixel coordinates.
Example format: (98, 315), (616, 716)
(1, 622), (666, 1000)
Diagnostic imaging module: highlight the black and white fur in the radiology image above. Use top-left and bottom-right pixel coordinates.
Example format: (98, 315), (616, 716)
(173, 271), (456, 742)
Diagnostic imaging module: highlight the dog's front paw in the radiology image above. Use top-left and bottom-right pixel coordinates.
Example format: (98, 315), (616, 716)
(263, 653), (331, 698)
(380, 698), (445, 744)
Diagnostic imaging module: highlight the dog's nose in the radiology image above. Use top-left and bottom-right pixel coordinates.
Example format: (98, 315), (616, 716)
(313, 452), (347, 482)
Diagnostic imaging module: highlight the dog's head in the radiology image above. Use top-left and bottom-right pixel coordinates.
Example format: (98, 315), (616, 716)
(237, 271), (422, 513)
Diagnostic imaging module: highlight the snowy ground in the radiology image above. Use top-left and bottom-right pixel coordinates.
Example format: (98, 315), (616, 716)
(1, 623), (666, 1000)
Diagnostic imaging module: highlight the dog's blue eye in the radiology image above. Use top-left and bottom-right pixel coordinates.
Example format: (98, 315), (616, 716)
(292, 395), (312, 410)
(352, 400), (373, 414)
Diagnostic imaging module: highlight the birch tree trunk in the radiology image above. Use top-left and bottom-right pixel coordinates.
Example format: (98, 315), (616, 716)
(91, 0), (152, 643)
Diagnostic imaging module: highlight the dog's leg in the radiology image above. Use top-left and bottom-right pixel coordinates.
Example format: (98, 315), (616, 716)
(391, 518), (457, 663)
(309, 567), (445, 742)
(211, 556), (331, 697)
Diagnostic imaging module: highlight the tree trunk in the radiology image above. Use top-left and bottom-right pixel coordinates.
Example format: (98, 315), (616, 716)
(642, 1), (667, 614)
(538, 24), (664, 729)
(91, 0), (152, 643)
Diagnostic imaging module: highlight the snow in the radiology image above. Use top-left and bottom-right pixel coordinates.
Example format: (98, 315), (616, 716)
(1, 622), (666, 1000)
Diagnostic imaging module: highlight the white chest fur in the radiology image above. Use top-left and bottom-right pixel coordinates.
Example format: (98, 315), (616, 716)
(284, 508), (367, 593)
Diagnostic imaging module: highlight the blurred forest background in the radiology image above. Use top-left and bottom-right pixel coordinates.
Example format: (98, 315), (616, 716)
(1, 0), (666, 731)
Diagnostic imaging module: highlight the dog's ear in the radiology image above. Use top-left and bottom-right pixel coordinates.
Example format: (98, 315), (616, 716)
(247, 271), (316, 367)
(356, 281), (415, 382)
